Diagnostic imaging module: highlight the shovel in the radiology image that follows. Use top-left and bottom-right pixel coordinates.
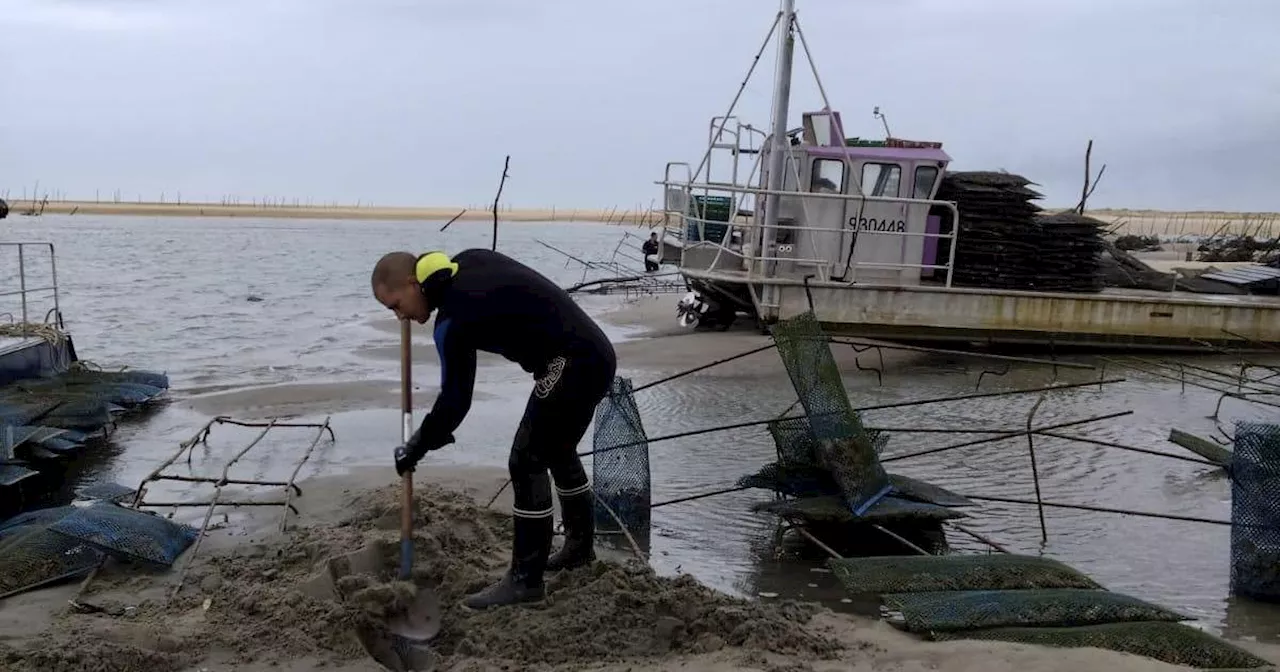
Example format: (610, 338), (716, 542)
(373, 318), (443, 669)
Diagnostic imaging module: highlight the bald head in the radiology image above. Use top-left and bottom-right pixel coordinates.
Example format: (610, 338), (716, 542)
(372, 251), (418, 293)
(372, 251), (434, 324)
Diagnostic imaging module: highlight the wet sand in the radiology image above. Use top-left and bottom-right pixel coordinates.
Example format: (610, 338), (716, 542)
(2, 464), (1264, 672)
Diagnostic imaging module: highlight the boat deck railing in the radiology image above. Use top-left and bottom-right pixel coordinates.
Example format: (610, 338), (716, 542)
(654, 179), (962, 288)
(0, 242), (63, 338)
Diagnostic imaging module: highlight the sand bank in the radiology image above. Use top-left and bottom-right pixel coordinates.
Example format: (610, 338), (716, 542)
(3, 200), (662, 226)
(1082, 209), (1280, 238)
(0, 464), (1252, 672)
(9, 199), (1279, 236)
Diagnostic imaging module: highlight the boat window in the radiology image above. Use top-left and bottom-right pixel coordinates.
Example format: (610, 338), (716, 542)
(913, 165), (940, 199)
(804, 113), (833, 145)
(860, 162), (902, 198)
(810, 159), (845, 194)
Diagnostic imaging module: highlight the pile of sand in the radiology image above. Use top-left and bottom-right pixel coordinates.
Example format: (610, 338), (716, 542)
(0, 482), (844, 672)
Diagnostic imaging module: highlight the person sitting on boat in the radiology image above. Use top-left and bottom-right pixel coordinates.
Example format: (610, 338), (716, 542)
(642, 232), (660, 272)
(370, 248), (617, 610)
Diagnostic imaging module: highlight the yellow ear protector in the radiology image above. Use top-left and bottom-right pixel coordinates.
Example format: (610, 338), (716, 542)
(415, 251), (459, 298)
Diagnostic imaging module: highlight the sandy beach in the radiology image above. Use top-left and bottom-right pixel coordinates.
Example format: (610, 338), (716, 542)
(4, 463), (1272, 672)
(1087, 209), (1280, 239)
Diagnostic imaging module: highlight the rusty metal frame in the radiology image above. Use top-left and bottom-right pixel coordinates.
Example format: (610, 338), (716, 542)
(69, 414), (335, 605)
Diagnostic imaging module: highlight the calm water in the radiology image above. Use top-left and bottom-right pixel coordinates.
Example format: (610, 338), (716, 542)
(3, 214), (1280, 641)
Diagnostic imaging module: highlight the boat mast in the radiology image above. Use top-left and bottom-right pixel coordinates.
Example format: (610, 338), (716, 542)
(761, 0), (796, 267)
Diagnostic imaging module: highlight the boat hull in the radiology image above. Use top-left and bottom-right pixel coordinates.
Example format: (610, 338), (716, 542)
(684, 269), (1280, 351)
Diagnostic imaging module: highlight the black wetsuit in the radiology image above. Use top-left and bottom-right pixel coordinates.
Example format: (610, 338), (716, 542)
(410, 248), (617, 523)
(642, 238), (660, 272)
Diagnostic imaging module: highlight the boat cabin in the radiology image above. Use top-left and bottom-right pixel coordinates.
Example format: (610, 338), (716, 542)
(673, 108), (953, 288)
(757, 109), (952, 286)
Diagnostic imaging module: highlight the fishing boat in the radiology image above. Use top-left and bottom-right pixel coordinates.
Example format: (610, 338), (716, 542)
(656, 0), (1280, 350)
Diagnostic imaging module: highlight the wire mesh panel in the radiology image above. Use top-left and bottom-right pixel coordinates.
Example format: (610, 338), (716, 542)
(47, 501), (199, 567)
(882, 588), (1188, 633)
(37, 398), (115, 431)
(769, 415), (888, 468)
(888, 474), (975, 508)
(813, 437), (892, 516)
(0, 426), (41, 456)
(770, 313), (868, 441)
(753, 495), (968, 524)
(591, 377), (652, 542)
(0, 525), (103, 599)
(0, 505), (77, 541)
(75, 481), (138, 504)
(63, 368), (170, 390)
(828, 554), (1103, 594)
(1230, 421), (1280, 602)
(0, 463), (37, 487)
(770, 313), (890, 514)
(0, 399), (61, 427)
(931, 621), (1271, 670)
(737, 463), (836, 498)
(769, 416), (818, 466)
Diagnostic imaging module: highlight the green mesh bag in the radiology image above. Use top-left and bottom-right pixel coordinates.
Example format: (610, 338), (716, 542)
(881, 588), (1188, 633)
(828, 554), (1103, 594)
(770, 313), (891, 514)
(0, 525), (103, 599)
(768, 415), (887, 467)
(931, 621), (1272, 670)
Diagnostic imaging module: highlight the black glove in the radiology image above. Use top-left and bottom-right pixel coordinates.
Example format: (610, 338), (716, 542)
(393, 430), (455, 476)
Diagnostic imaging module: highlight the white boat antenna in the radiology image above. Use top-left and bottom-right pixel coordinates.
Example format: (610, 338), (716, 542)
(873, 106), (893, 138)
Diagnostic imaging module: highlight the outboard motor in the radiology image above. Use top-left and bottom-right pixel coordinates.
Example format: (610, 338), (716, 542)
(0, 198), (8, 220)
(676, 291), (706, 328)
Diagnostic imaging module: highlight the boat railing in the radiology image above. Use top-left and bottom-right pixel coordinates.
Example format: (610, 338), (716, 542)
(0, 242), (63, 337)
(654, 179), (962, 288)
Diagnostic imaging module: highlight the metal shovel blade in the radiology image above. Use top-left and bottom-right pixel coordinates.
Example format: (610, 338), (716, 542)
(326, 542), (443, 671)
(387, 583), (442, 641)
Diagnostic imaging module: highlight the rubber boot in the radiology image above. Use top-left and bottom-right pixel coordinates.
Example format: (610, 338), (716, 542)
(546, 489), (595, 572)
(462, 514), (551, 610)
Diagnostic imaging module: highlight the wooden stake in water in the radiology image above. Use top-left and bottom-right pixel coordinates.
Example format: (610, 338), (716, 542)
(399, 318), (415, 580)
(1025, 395), (1049, 543)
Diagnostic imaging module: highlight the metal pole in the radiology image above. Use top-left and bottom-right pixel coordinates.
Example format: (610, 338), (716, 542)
(17, 245), (27, 335)
(48, 244), (60, 327)
(760, 0), (796, 277)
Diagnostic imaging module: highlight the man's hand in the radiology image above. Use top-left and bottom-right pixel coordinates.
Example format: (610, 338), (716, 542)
(393, 443), (419, 476)
(393, 431), (456, 476)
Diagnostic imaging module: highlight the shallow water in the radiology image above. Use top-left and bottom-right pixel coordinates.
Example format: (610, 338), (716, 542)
(3, 214), (1280, 641)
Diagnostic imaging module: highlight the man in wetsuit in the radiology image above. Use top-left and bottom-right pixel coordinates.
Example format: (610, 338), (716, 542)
(641, 232), (660, 272)
(370, 248), (617, 610)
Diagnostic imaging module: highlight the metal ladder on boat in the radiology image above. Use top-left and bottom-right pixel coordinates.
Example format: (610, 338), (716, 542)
(706, 116), (764, 218)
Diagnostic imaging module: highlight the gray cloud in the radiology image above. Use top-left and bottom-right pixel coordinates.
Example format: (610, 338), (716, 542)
(1, 0), (1275, 211)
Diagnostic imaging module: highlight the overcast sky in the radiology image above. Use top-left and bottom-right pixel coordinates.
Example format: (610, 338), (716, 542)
(2, 0), (1276, 211)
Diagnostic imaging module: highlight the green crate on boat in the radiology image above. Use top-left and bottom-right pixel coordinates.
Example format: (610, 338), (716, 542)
(686, 195), (732, 243)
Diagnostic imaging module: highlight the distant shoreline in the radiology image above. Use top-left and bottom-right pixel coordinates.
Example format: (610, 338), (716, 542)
(1, 199), (663, 226)
(4, 199), (1277, 237)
